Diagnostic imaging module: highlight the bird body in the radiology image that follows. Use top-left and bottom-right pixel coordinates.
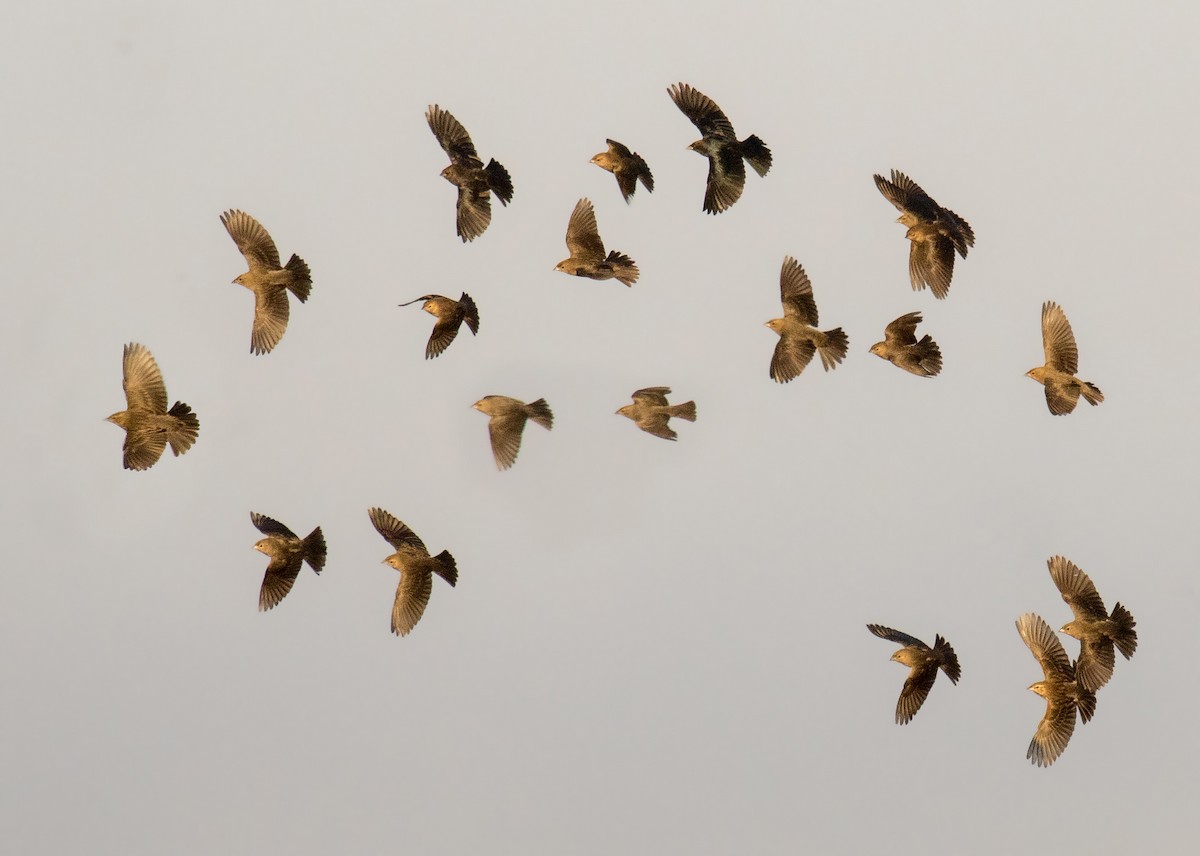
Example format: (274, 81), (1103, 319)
(399, 292), (480, 359)
(1047, 556), (1137, 691)
(426, 104), (513, 242)
(1016, 612), (1097, 767)
(472, 395), (553, 470)
(869, 311), (942, 377)
(555, 198), (638, 286)
(867, 624), (961, 724)
(106, 342), (199, 471)
(590, 139), (655, 202)
(250, 512), (326, 611)
(616, 387), (696, 441)
(765, 256), (848, 382)
(873, 170), (974, 299)
(368, 507), (457, 637)
(1026, 301), (1104, 414)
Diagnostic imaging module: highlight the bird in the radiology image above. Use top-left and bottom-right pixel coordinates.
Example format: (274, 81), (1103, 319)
(868, 312), (943, 377)
(590, 139), (654, 202)
(426, 104), (513, 242)
(873, 170), (974, 299)
(867, 624), (961, 724)
(1026, 301), (1105, 415)
(219, 209), (313, 355)
(106, 342), (199, 471)
(554, 198), (639, 286)
(398, 292), (480, 359)
(249, 512), (326, 611)
(667, 82), (771, 214)
(1016, 612), (1097, 768)
(1046, 556), (1137, 692)
(616, 387), (697, 441)
(472, 395), (553, 470)
(368, 508), (457, 637)
(764, 256), (849, 383)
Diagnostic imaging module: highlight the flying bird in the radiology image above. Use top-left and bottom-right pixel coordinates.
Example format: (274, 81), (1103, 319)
(868, 312), (942, 377)
(1026, 301), (1105, 415)
(220, 209), (313, 355)
(368, 507), (457, 637)
(398, 292), (480, 359)
(554, 198), (639, 286)
(867, 624), (961, 724)
(765, 256), (849, 383)
(616, 387), (697, 441)
(472, 395), (553, 470)
(426, 104), (513, 242)
(873, 170), (974, 299)
(106, 342), (199, 471)
(668, 82), (771, 214)
(1046, 556), (1137, 692)
(1016, 612), (1097, 768)
(249, 512), (326, 611)
(590, 139), (655, 202)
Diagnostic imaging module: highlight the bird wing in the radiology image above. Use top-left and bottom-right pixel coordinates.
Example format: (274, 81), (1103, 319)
(122, 428), (167, 471)
(220, 209), (281, 272)
(615, 169), (638, 202)
(455, 184), (492, 242)
(122, 342), (168, 413)
(909, 236), (955, 299)
(1043, 379), (1081, 415)
(631, 387), (671, 406)
(1041, 301), (1079, 373)
(779, 256), (819, 324)
(637, 414), (678, 441)
(426, 315), (463, 359)
(1075, 637), (1116, 693)
(488, 411), (528, 471)
(1028, 695), (1077, 768)
(392, 565), (433, 636)
(1047, 556), (1108, 620)
(667, 83), (736, 139)
(702, 144), (746, 214)
(368, 507), (429, 555)
(883, 312), (922, 346)
(895, 663), (938, 725)
(426, 104), (480, 165)
(770, 334), (817, 383)
(1016, 613), (1073, 682)
(251, 284), (290, 355)
(250, 512), (298, 540)
(873, 170), (941, 221)
(606, 139), (634, 158)
(259, 556), (303, 611)
(867, 624), (929, 650)
(565, 198), (606, 261)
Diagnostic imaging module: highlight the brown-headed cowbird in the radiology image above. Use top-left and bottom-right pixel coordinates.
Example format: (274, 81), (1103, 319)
(106, 342), (199, 471)
(426, 104), (513, 242)
(554, 198), (639, 287)
(765, 256), (849, 382)
(1026, 301), (1104, 414)
(869, 312), (942, 377)
(668, 82), (771, 214)
(1047, 556), (1137, 692)
(873, 170), (974, 299)
(220, 210), (312, 355)
(1016, 612), (1097, 768)
(368, 507), (457, 637)
(398, 292), (480, 359)
(616, 387), (696, 441)
(249, 512), (326, 611)
(472, 395), (553, 471)
(867, 624), (961, 724)
(590, 139), (654, 202)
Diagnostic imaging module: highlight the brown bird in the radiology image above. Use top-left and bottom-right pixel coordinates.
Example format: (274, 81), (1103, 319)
(249, 512), (327, 611)
(590, 139), (655, 202)
(106, 342), (199, 471)
(1016, 612), (1097, 768)
(668, 82), (771, 214)
(368, 507), (457, 637)
(873, 170), (974, 299)
(867, 625), (961, 724)
(426, 104), (513, 242)
(1026, 301), (1105, 415)
(398, 292), (480, 359)
(616, 387), (697, 441)
(472, 395), (554, 470)
(765, 256), (849, 383)
(868, 312), (942, 377)
(220, 210), (313, 355)
(554, 198), (639, 286)
(1047, 556), (1137, 692)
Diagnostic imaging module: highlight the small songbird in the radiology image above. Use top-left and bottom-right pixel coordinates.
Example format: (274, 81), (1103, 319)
(667, 82), (771, 214)
(472, 395), (554, 471)
(765, 256), (849, 383)
(220, 209), (313, 355)
(398, 292), (480, 359)
(106, 342), (199, 471)
(1046, 556), (1137, 692)
(868, 312), (943, 377)
(616, 387), (697, 441)
(368, 507), (457, 637)
(1016, 613), (1097, 768)
(249, 512), (327, 611)
(554, 198), (639, 286)
(426, 104), (513, 242)
(867, 624), (961, 724)
(1026, 301), (1104, 415)
(590, 139), (655, 202)
(873, 170), (974, 299)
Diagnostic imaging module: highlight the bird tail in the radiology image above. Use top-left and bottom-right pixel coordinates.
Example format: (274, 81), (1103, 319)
(606, 251), (639, 287)
(637, 156), (655, 193)
(817, 328), (849, 371)
(915, 334), (943, 377)
(1111, 603), (1138, 659)
(456, 291), (480, 336)
(432, 550), (458, 587)
(285, 254), (312, 302)
(525, 399), (554, 431)
(166, 401), (200, 456)
(302, 526), (327, 574)
(943, 208), (975, 256)
(934, 635), (961, 684)
(669, 401), (697, 422)
(1081, 382), (1104, 407)
(486, 159), (514, 206)
(741, 135), (772, 177)
(1075, 685), (1098, 724)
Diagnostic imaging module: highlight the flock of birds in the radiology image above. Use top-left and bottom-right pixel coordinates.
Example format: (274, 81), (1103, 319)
(103, 82), (1128, 768)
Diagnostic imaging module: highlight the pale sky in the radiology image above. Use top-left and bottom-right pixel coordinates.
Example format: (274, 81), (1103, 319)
(4, 2), (1197, 853)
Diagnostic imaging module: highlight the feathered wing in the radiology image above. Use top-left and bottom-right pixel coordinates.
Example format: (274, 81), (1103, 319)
(426, 104), (480, 165)
(221, 210), (281, 272)
(909, 237), (955, 299)
(1043, 381), (1082, 415)
(1048, 556), (1107, 620)
(779, 256), (819, 324)
(488, 412), (528, 471)
(565, 198), (606, 262)
(259, 557), (303, 611)
(631, 387), (671, 407)
(368, 507), (429, 556)
(250, 512), (298, 540)
(455, 185), (492, 243)
(251, 286), (290, 355)
(895, 664), (938, 725)
(1041, 302), (1079, 373)
(770, 335), (817, 383)
(874, 171), (940, 221)
(122, 343), (168, 413)
(667, 82), (736, 139)
(867, 624), (928, 649)
(883, 312), (921, 346)
(391, 566), (433, 636)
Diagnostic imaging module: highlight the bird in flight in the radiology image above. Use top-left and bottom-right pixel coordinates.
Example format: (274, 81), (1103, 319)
(426, 104), (513, 242)
(106, 342), (199, 471)
(554, 198), (639, 287)
(1026, 301), (1104, 414)
(873, 170), (974, 299)
(398, 292), (480, 359)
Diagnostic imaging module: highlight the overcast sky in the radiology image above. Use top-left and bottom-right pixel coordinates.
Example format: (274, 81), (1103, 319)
(3, 2), (1197, 853)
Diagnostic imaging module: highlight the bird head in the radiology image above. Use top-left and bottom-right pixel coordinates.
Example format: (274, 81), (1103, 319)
(1027, 681), (1051, 699)
(764, 318), (784, 334)
(383, 555), (403, 570)
(616, 405), (634, 418)
(232, 273), (250, 287)
(252, 538), (271, 556)
(687, 139), (710, 156)
(869, 342), (886, 358)
(472, 398), (492, 415)
(1025, 367), (1046, 382)
(105, 411), (129, 428)
(1059, 621), (1082, 640)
